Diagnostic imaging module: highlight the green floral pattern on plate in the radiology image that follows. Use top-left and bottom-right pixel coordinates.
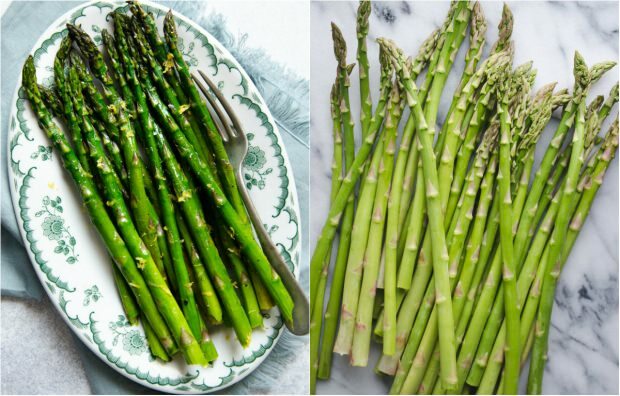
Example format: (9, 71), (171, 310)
(83, 285), (102, 306)
(30, 145), (53, 161)
(110, 315), (148, 356)
(243, 133), (273, 190)
(36, 195), (78, 264)
(7, 1), (301, 394)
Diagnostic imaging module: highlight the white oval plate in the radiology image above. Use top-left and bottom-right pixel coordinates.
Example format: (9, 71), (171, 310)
(7, 1), (301, 393)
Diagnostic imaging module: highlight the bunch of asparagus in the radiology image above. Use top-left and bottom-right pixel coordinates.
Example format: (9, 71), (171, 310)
(310, 1), (618, 394)
(22, 2), (295, 366)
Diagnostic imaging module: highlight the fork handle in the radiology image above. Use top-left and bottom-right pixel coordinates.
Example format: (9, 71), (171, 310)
(235, 170), (310, 335)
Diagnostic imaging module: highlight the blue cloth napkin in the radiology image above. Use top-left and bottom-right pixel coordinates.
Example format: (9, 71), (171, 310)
(1, 1), (309, 394)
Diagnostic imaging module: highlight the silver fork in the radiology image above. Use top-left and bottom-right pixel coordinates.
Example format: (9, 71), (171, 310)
(193, 70), (309, 336)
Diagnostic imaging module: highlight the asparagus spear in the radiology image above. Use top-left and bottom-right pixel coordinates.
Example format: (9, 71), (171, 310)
(393, 2), (471, 303)
(378, 28), (443, 337)
(323, 21), (357, 352)
(142, 315), (171, 362)
(497, 64), (520, 395)
(357, 0), (372, 138)
(310, 83), (342, 394)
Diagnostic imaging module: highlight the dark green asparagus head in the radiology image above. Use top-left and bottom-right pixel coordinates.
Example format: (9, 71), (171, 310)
(163, 11), (179, 48)
(128, 1), (147, 20)
(22, 56), (47, 124)
(66, 24), (98, 59)
(356, 0), (371, 38)
(56, 34), (73, 64)
(66, 24), (113, 87)
(411, 28), (439, 77)
(101, 29), (116, 54)
(331, 22), (347, 69)
(53, 35), (72, 91)
(38, 85), (64, 116)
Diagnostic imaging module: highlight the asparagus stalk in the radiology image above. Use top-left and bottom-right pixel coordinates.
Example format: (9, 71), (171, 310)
(374, 32), (442, 339)
(310, 83), (342, 393)
(395, 1), (467, 292)
(357, 0), (372, 138)
(141, 314), (171, 362)
(396, 29), (442, 231)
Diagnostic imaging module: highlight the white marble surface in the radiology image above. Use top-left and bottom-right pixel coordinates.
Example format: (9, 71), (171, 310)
(1, 1), (309, 394)
(311, 1), (619, 394)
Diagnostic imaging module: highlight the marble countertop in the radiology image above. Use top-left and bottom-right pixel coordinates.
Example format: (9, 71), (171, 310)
(311, 1), (618, 394)
(1, 1), (308, 394)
